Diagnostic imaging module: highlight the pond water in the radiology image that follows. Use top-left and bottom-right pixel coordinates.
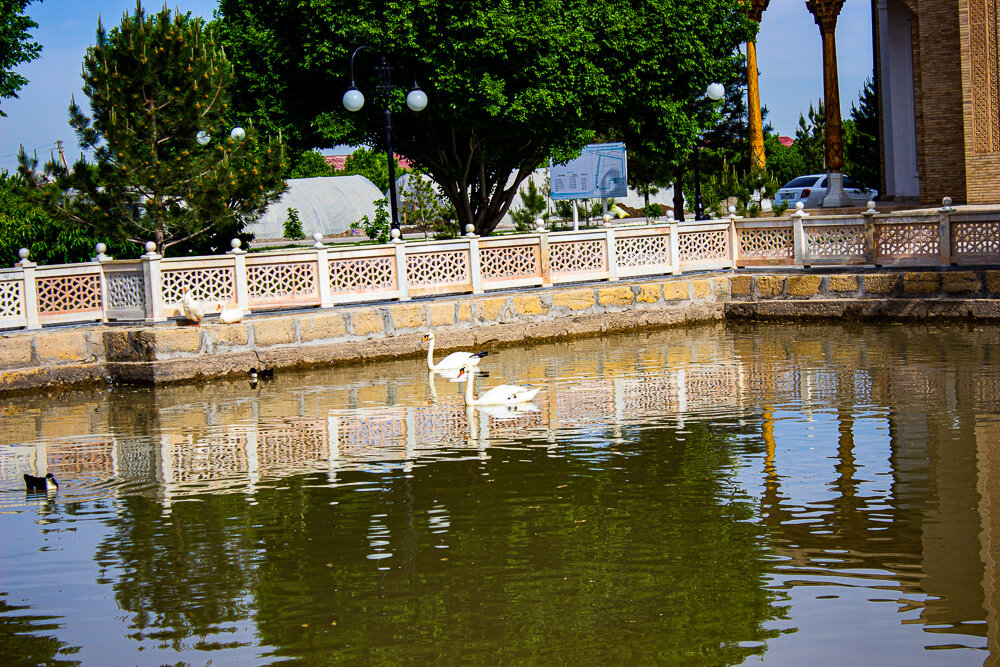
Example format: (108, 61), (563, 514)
(0, 320), (998, 665)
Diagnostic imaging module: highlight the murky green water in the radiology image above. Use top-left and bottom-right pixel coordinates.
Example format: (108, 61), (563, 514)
(1, 321), (998, 665)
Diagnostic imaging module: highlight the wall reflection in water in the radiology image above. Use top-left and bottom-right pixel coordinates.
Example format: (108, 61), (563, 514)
(1, 321), (998, 663)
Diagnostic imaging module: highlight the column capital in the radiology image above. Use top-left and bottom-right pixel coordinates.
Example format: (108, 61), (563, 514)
(746, 0), (770, 23)
(805, 0), (846, 33)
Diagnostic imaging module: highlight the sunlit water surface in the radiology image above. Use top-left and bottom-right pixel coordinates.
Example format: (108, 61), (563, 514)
(1, 321), (998, 665)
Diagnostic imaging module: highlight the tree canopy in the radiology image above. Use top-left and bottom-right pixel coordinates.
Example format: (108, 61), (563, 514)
(215, 0), (753, 235)
(18, 3), (286, 255)
(1, 0), (42, 115)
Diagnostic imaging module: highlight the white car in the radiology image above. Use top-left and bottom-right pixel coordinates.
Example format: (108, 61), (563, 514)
(775, 174), (876, 209)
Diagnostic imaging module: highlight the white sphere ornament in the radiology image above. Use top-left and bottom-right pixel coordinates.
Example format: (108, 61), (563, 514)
(867, 200), (876, 211)
(145, 241), (157, 253)
(230, 238), (242, 250)
(795, 202), (804, 211)
(196, 130), (211, 146)
(313, 231), (323, 242)
(535, 217), (545, 230)
(390, 227), (402, 241)
(343, 88), (365, 112)
(405, 88), (428, 112)
(728, 205), (737, 215)
(943, 196), (953, 208)
(230, 126), (246, 141)
(706, 83), (725, 101)
(95, 243), (107, 254)
(18, 248), (29, 260)
(603, 214), (612, 224)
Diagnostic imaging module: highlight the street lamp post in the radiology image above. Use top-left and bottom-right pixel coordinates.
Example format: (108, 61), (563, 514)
(343, 47), (427, 241)
(693, 83), (725, 221)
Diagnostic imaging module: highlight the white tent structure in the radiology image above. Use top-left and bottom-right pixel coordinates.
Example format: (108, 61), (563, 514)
(247, 175), (383, 240)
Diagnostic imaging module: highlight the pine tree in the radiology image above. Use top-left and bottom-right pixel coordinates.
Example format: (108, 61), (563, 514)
(17, 3), (286, 255)
(845, 78), (879, 191)
(794, 100), (826, 174)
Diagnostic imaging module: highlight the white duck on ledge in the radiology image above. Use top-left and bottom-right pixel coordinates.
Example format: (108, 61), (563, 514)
(181, 290), (207, 325)
(218, 302), (244, 324)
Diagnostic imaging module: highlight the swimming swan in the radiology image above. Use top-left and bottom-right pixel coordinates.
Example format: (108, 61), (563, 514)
(457, 363), (540, 405)
(423, 332), (488, 372)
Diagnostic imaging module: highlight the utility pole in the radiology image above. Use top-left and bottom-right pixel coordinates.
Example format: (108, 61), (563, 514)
(56, 140), (68, 169)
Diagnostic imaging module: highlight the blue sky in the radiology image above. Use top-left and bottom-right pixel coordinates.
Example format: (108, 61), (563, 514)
(0, 1), (875, 171)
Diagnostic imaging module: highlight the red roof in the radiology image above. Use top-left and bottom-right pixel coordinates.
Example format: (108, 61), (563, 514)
(779, 136), (794, 147)
(324, 154), (412, 171)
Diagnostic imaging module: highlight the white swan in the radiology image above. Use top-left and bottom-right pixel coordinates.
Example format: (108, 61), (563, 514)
(218, 302), (243, 324)
(181, 290), (206, 325)
(423, 332), (488, 372)
(457, 363), (540, 406)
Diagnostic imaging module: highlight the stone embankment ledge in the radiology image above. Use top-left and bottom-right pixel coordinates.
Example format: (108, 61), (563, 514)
(1, 269), (999, 394)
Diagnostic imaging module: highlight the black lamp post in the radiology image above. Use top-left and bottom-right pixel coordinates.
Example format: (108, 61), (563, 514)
(693, 83), (725, 221)
(343, 47), (428, 241)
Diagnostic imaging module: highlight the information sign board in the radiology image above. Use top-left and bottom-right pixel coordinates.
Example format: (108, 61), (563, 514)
(550, 142), (628, 200)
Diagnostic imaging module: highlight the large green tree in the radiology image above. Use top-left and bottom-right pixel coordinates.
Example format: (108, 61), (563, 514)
(0, 0), (42, 115)
(18, 3), (286, 255)
(215, 0), (752, 235)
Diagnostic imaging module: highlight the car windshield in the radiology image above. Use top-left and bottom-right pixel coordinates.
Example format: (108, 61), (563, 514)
(783, 176), (821, 188)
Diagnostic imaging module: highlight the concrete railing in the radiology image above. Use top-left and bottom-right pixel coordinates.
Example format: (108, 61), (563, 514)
(2, 199), (998, 331)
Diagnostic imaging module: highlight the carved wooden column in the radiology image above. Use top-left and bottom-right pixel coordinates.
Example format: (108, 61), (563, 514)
(747, 0), (770, 170)
(806, 0), (852, 206)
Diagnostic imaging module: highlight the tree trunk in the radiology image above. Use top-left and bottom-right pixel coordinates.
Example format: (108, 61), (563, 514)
(673, 166), (686, 222)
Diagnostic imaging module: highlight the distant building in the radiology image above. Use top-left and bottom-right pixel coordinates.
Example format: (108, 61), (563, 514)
(247, 175), (383, 240)
(324, 153), (412, 172)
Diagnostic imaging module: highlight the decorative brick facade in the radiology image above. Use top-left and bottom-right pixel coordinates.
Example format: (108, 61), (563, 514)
(877, 0), (1000, 205)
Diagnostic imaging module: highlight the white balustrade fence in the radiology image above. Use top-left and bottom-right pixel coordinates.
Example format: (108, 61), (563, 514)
(2, 200), (999, 331)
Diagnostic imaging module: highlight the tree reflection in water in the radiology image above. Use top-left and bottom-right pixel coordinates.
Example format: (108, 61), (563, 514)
(1, 321), (997, 664)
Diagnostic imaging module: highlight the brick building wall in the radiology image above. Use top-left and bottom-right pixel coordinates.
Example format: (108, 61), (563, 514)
(877, 0), (1000, 205)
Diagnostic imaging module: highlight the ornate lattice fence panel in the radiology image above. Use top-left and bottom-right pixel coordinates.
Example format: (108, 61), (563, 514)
(556, 384), (615, 427)
(621, 377), (677, 419)
(329, 255), (396, 294)
(617, 234), (669, 268)
(875, 221), (939, 262)
(339, 412), (407, 461)
(161, 266), (235, 304)
(168, 432), (249, 484)
(805, 224), (865, 259)
(738, 227), (794, 263)
(106, 272), (145, 313)
(406, 250), (470, 291)
(0, 279), (23, 320)
(480, 244), (540, 283)
(684, 367), (739, 411)
(47, 440), (115, 476)
(550, 240), (606, 275)
(952, 219), (1000, 262)
(414, 403), (469, 446)
(37, 273), (101, 315)
(678, 229), (728, 263)
(257, 418), (329, 469)
(247, 262), (319, 305)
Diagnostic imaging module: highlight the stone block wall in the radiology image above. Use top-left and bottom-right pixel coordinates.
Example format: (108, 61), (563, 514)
(0, 275), (732, 392)
(4, 269), (1000, 394)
